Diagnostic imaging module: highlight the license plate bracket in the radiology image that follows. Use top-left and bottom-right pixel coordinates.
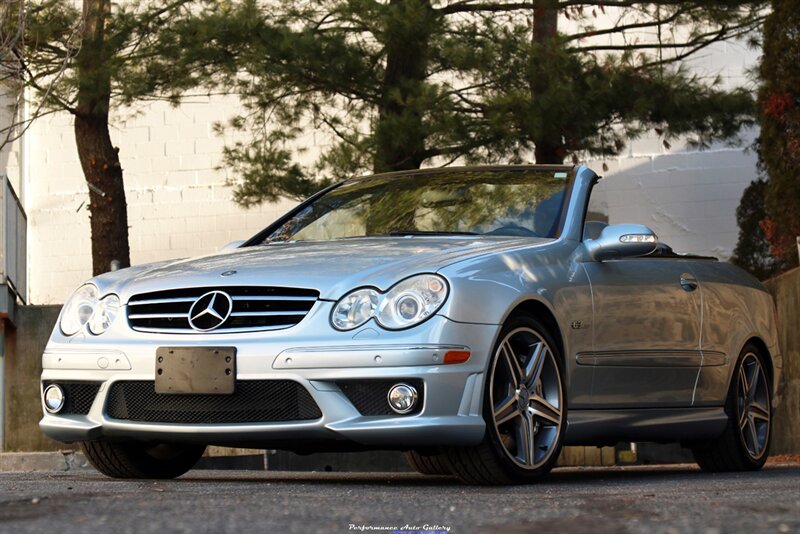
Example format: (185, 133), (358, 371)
(155, 347), (236, 395)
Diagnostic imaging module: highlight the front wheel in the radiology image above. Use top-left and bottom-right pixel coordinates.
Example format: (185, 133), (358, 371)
(692, 344), (772, 472)
(444, 314), (566, 485)
(404, 449), (452, 476)
(81, 441), (206, 479)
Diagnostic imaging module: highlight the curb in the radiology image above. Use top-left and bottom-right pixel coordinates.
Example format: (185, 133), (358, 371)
(0, 451), (267, 472)
(0, 451), (93, 472)
(0, 451), (403, 473)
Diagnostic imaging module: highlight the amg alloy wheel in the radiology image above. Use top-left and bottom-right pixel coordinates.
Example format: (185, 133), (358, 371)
(693, 344), (772, 472)
(736, 352), (771, 460)
(445, 314), (566, 484)
(81, 441), (206, 479)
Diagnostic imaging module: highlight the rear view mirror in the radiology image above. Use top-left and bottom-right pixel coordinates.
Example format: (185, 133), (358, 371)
(584, 224), (658, 262)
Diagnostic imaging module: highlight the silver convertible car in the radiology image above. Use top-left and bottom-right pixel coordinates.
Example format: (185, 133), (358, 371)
(40, 165), (781, 484)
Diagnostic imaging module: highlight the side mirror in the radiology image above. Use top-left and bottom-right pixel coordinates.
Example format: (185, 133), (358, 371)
(584, 224), (658, 262)
(221, 240), (245, 251)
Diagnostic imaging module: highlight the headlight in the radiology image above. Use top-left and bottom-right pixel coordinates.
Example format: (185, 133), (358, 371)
(88, 294), (120, 335)
(331, 274), (449, 331)
(60, 284), (99, 336)
(331, 288), (379, 330)
(60, 284), (119, 336)
(376, 275), (449, 329)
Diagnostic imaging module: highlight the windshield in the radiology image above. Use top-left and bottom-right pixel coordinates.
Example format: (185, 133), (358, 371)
(259, 167), (573, 243)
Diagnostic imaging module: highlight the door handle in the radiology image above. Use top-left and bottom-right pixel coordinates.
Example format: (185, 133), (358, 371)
(680, 274), (698, 292)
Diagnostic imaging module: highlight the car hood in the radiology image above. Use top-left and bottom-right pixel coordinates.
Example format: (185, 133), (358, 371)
(94, 236), (550, 302)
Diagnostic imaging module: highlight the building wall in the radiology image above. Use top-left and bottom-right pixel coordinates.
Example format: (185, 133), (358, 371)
(24, 96), (300, 304)
(584, 134), (758, 258)
(2, 306), (63, 452)
(764, 267), (800, 455)
(0, 94), (22, 196)
(583, 36), (759, 260)
(6, 32), (760, 304)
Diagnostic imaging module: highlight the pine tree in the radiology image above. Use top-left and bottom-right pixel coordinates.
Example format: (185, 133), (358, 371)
(155, 0), (766, 206)
(1, 0), (200, 275)
(757, 0), (800, 269)
(731, 177), (788, 279)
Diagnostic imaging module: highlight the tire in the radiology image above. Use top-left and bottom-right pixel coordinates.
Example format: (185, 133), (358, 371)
(81, 441), (206, 479)
(692, 344), (772, 472)
(444, 314), (567, 485)
(404, 449), (451, 476)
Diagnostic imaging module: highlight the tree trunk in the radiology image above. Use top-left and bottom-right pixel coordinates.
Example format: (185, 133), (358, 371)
(74, 0), (130, 276)
(373, 0), (434, 173)
(530, 0), (564, 164)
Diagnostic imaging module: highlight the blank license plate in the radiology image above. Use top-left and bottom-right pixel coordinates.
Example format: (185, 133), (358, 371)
(155, 347), (236, 395)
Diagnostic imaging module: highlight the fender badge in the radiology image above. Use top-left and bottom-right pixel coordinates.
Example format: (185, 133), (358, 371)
(220, 270), (237, 277)
(570, 320), (584, 330)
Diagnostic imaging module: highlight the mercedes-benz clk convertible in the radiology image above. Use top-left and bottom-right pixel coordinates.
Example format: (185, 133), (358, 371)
(40, 165), (781, 484)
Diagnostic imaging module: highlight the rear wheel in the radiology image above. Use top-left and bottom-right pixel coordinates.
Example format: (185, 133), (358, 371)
(692, 344), (772, 472)
(81, 441), (206, 479)
(404, 449), (451, 476)
(444, 314), (566, 485)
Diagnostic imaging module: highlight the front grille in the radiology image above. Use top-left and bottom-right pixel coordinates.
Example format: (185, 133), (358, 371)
(105, 380), (322, 424)
(126, 286), (319, 333)
(43, 381), (101, 415)
(337, 379), (424, 416)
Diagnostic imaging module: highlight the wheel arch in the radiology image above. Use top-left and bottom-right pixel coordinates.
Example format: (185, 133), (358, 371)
(503, 299), (566, 371)
(741, 336), (775, 390)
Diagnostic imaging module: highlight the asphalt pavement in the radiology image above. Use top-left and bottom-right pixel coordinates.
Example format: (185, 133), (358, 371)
(0, 464), (798, 534)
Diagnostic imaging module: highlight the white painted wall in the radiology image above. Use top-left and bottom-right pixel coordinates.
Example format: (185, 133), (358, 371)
(0, 96), (22, 195)
(23, 96), (299, 304)
(6, 22), (760, 304)
(585, 133), (757, 258)
(582, 37), (759, 260)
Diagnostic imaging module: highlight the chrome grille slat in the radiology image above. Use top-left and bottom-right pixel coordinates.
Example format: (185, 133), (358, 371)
(230, 311), (306, 317)
(231, 296), (317, 302)
(128, 313), (189, 319)
(131, 324), (301, 334)
(128, 297), (197, 306)
(126, 286), (319, 334)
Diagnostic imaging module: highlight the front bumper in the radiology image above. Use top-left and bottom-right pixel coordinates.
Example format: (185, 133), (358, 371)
(40, 311), (499, 449)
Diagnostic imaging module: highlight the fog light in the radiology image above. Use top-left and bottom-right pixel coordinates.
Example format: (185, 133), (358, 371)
(43, 385), (65, 414)
(387, 383), (418, 414)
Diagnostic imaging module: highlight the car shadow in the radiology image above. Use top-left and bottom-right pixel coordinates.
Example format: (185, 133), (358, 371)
(166, 463), (798, 487)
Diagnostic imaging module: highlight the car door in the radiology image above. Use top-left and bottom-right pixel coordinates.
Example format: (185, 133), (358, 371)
(582, 259), (702, 408)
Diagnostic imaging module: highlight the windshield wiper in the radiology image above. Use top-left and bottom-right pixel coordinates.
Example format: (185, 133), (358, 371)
(386, 230), (479, 236)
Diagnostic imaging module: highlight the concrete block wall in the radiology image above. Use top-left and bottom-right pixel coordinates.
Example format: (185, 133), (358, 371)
(3, 305), (63, 452)
(570, 24), (760, 261)
(8, 20), (759, 304)
(584, 134), (759, 259)
(24, 96), (302, 303)
(0, 94), (23, 195)
(765, 267), (800, 455)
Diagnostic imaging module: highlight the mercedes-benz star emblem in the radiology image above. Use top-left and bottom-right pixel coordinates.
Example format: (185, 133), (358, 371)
(188, 291), (233, 332)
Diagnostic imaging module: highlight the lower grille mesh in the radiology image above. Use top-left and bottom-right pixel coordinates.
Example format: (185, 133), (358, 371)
(106, 380), (322, 424)
(337, 379), (424, 416)
(43, 382), (101, 415)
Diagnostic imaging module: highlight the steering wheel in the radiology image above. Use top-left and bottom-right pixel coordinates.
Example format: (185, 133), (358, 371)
(485, 224), (539, 237)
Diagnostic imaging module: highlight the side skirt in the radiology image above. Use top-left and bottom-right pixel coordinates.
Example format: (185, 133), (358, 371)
(564, 407), (728, 446)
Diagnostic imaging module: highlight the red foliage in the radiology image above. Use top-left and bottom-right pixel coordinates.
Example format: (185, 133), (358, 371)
(763, 92), (794, 121)
(759, 216), (800, 260)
